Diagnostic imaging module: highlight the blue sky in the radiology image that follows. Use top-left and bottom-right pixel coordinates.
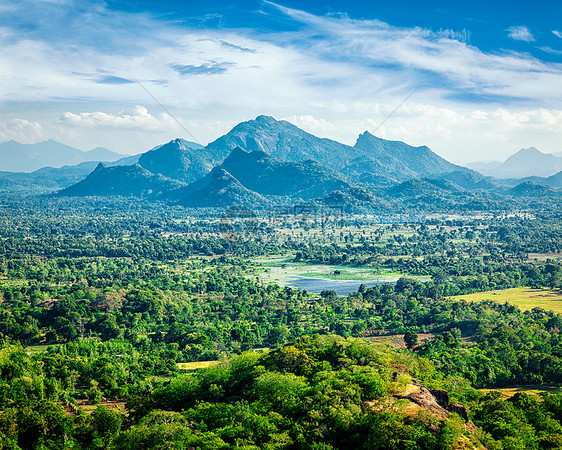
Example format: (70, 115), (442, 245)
(1, 0), (562, 162)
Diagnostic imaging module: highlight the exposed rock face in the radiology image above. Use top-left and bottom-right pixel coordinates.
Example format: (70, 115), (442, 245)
(449, 403), (469, 422)
(395, 385), (470, 422)
(430, 389), (450, 408)
(405, 387), (451, 419)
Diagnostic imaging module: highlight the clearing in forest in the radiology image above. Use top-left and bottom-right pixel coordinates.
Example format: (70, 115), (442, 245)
(453, 287), (562, 314)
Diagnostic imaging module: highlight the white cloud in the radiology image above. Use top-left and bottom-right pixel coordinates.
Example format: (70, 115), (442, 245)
(0, 1), (562, 159)
(507, 26), (534, 42)
(553, 30), (562, 39)
(57, 106), (178, 131)
(0, 119), (44, 143)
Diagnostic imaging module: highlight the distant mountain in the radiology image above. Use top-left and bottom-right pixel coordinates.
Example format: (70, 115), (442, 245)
(0, 140), (125, 172)
(539, 171), (562, 188)
(320, 187), (391, 212)
(436, 170), (502, 191)
(509, 181), (560, 197)
(205, 115), (358, 171)
(168, 167), (270, 208)
(220, 147), (350, 199)
(0, 161), (99, 193)
(59, 163), (184, 197)
(386, 178), (461, 198)
(84, 147), (123, 161)
(0, 153), (143, 193)
(470, 147), (562, 179)
(138, 139), (216, 183)
(346, 132), (467, 183)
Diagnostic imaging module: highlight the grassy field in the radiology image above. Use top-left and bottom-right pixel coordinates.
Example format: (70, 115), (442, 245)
(364, 333), (436, 349)
(177, 361), (218, 371)
(479, 385), (560, 398)
(453, 287), (562, 314)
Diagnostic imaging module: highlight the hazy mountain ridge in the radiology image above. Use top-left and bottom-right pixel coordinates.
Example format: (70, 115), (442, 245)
(0, 139), (125, 172)
(467, 147), (562, 179)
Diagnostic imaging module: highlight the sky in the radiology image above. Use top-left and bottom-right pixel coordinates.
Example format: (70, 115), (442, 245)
(1, 0), (562, 163)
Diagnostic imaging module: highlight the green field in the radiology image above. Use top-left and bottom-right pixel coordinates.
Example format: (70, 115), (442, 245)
(454, 287), (562, 314)
(24, 344), (61, 354)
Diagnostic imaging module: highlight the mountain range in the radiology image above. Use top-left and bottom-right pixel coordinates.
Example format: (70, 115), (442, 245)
(57, 116), (474, 206)
(1, 116), (560, 207)
(55, 116), (562, 206)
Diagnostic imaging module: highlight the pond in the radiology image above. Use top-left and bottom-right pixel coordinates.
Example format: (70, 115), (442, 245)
(286, 276), (392, 296)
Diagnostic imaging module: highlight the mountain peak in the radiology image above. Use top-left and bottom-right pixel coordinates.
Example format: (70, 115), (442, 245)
(137, 138), (215, 183)
(160, 138), (203, 151)
(254, 115), (277, 124)
(205, 115), (356, 170)
(514, 146), (541, 155)
(483, 146), (562, 178)
(209, 166), (234, 179)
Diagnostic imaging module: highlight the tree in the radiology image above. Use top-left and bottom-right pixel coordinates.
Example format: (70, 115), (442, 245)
(404, 330), (419, 350)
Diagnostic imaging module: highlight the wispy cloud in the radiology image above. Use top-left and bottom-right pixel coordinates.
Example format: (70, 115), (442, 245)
(95, 75), (134, 85)
(538, 46), (562, 56)
(553, 30), (562, 39)
(170, 62), (236, 76)
(264, 4), (560, 103)
(219, 40), (256, 53)
(507, 25), (534, 42)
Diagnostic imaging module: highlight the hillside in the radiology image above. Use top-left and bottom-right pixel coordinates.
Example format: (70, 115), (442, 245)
(220, 147), (350, 199)
(58, 163), (185, 197)
(509, 181), (561, 197)
(168, 166), (271, 208)
(346, 132), (468, 183)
